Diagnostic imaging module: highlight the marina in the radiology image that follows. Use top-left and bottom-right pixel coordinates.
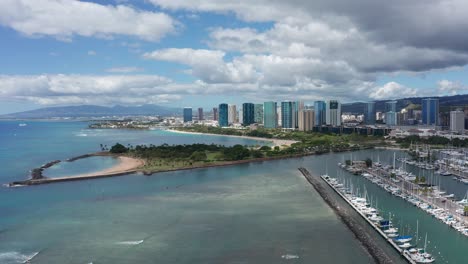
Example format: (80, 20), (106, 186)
(339, 156), (468, 237)
(317, 170), (435, 263)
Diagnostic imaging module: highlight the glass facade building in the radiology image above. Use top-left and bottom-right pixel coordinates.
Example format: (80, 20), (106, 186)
(365, 102), (376, 125)
(242, 103), (255, 126)
(263, 102), (277, 128)
(183, 107), (192, 123)
(254, 104), (263, 124)
(422, 98), (439, 125)
(385, 101), (397, 112)
(218, 103), (229, 127)
(281, 101), (293, 128)
(326, 100), (341, 126)
(314, 101), (326, 126)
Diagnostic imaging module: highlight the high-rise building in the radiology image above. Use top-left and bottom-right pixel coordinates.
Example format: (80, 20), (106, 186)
(213, 107), (218, 121)
(385, 101), (397, 112)
(326, 100), (341, 126)
(365, 102), (376, 125)
(450, 111), (465, 133)
(183, 107), (192, 123)
(218, 104), (228, 127)
(291, 101), (297, 128)
(238, 109), (243, 124)
(277, 105), (282, 127)
(254, 104), (263, 124)
(293, 101), (304, 128)
(298, 110), (315, 131)
(263, 101), (277, 129)
(422, 98), (439, 125)
(281, 101), (293, 128)
(228, 104), (237, 124)
(198, 107), (204, 121)
(314, 101), (326, 126)
(242, 103), (255, 126)
(386, 111), (397, 126)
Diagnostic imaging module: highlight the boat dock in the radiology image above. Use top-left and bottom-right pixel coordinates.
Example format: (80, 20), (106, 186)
(298, 167), (413, 264)
(363, 166), (468, 229)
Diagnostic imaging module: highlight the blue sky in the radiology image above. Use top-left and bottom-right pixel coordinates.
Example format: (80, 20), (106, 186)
(1, 0), (468, 114)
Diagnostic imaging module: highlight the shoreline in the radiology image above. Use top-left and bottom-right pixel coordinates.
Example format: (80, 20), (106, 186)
(7, 153), (315, 187)
(167, 129), (298, 148)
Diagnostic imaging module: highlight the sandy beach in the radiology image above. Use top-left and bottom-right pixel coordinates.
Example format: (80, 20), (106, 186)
(168, 129), (298, 148)
(52, 156), (144, 180)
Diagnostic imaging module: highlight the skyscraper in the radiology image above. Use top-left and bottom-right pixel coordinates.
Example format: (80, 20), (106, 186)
(365, 102), (376, 125)
(213, 107), (218, 121)
(422, 98), (439, 125)
(293, 101), (304, 129)
(242, 103), (255, 126)
(198, 107), (203, 121)
(298, 110), (315, 131)
(450, 110), (464, 133)
(385, 101), (397, 112)
(183, 107), (192, 123)
(218, 103), (228, 127)
(326, 100), (341, 126)
(277, 105), (282, 127)
(228, 104), (237, 125)
(281, 101), (293, 128)
(254, 104), (263, 124)
(386, 111), (397, 126)
(263, 101), (277, 129)
(314, 101), (326, 126)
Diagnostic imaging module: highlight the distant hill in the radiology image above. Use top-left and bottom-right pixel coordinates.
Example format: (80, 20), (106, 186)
(0, 104), (181, 119)
(342, 94), (468, 114)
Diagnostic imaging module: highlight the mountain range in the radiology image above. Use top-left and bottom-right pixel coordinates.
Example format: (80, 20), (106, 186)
(2, 94), (468, 119)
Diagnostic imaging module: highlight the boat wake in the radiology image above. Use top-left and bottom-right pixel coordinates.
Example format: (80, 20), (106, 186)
(115, 240), (144, 245)
(0, 251), (39, 264)
(281, 254), (299, 260)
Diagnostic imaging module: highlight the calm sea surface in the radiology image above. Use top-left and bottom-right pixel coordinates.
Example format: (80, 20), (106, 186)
(1, 121), (467, 263)
(0, 121), (375, 264)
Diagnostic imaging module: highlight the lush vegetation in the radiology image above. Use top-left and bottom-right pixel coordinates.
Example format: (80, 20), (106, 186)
(110, 142), (306, 172)
(396, 135), (468, 148)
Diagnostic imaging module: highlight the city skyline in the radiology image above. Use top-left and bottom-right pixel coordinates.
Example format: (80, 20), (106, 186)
(2, 1), (468, 114)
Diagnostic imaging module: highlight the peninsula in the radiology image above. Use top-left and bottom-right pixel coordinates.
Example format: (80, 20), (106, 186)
(7, 128), (378, 186)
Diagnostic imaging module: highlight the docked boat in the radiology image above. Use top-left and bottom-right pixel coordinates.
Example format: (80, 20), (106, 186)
(394, 235), (412, 243)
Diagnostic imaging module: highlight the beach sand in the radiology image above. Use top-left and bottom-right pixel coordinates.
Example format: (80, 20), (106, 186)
(54, 156), (144, 180)
(168, 129), (298, 148)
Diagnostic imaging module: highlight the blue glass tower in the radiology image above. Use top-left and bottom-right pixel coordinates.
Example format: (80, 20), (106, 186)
(314, 101), (326, 126)
(422, 98), (439, 125)
(365, 102), (376, 125)
(281, 101), (293, 128)
(242, 103), (255, 126)
(263, 101), (277, 128)
(183, 107), (192, 122)
(218, 103), (229, 127)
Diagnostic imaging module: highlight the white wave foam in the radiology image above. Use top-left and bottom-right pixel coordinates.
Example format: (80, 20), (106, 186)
(76, 133), (88, 137)
(116, 240), (144, 245)
(281, 254), (299, 260)
(0, 251), (39, 264)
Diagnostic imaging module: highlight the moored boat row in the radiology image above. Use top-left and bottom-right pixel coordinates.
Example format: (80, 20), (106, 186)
(321, 175), (435, 263)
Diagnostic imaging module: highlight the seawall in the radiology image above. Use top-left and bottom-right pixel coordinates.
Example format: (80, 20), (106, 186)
(298, 167), (407, 264)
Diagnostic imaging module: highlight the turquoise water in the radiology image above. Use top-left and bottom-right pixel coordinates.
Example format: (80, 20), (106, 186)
(44, 156), (119, 178)
(0, 121), (374, 264)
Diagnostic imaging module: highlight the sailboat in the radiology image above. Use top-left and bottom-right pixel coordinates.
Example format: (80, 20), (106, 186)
(456, 190), (468, 206)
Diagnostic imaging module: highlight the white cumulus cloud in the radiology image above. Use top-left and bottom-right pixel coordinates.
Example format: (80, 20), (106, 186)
(0, 0), (178, 42)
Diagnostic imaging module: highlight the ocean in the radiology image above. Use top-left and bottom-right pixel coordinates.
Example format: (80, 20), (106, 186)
(0, 121), (375, 264)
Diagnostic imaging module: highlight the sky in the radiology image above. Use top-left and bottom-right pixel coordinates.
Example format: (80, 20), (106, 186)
(1, 0), (468, 114)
